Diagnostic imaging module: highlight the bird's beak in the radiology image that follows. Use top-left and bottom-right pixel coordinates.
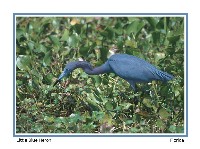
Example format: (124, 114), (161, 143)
(53, 79), (60, 87)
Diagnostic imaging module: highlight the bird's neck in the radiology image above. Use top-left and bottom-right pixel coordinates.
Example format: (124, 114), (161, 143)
(75, 61), (111, 75)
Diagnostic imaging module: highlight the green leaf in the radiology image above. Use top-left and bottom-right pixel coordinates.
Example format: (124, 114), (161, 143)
(102, 78), (109, 85)
(145, 17), (157, 31)
(167, 35), (180, 45)
(73, 24), (82, 35)
(126, 20), (145, 37)
(86, 98), (101, 111)
(35, 43), (47, 53)
(125, 40), (137, 48)
(176, 126), (184, 133)
(160, 86), (169, 95)
(168, 125), (176, 133)
(126, 22), (135, 35)
(142, 98), (152, 108)
(43, 52), (51, 66)
(16, 55), (31, 71)
(44, 116), (54, 123)
(60, 29), (69, 41)
(156, 119), (165, 130)
(100, 47), (108, 62)
(16, 28), (25, 41)
(32, 124), (43, 132)
(158, 108), (170, 119)
(93, 89), (103, 102)
(49, 35), (60, 46)
(122, 103), (132, 110)
(79, 46), (89, 56)
(105, 101), (114, 111)
(68, 113), (82, 123)
(113, 22), (123, 34)
(125, 120), (133, 125)
(106, 28), (115, 39)
(61, 47), (71, 56)
(116, 37), (124, 50)
(156, 18), (164, 30)
(28, 41), (35, 50)
(92, 75), (102, 86)
(67, 34), (79, 47)
(155, 52), (165, 62)
(92, 111), (105, 121)
(131, 127), (140, 133)
(152, 31), (160, 44)
(44, 73), (53, 85)
(175, 89), (180, 97)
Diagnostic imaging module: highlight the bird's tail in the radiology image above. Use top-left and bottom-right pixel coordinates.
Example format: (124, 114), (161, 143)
(156, 70), (174, 82)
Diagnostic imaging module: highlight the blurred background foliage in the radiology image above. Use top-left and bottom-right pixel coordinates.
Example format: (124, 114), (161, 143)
(16, 17), (184, 133)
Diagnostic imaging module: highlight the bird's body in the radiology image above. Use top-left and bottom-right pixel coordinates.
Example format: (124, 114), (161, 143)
(54, 54), (174, 89)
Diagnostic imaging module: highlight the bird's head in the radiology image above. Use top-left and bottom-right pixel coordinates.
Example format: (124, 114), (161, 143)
(53, 62), (77, 87)
(53, 61), (93, 87)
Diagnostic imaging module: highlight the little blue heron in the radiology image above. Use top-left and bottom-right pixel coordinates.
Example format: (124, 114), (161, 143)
(53, 54), (174, 90)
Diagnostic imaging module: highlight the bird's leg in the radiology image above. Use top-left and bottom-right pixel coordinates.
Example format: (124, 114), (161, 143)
(133, 84), (140, 105)
(126, 79), (141, 104)
(127, 80), (136, 91)
(126, 80), (143, 103)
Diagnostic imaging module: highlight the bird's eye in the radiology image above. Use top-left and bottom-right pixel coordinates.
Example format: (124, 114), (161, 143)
(64, 68), (70, 72)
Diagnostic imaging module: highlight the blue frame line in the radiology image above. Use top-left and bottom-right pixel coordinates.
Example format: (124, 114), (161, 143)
(13, 13), (188, 137)
(186, 13), (188, 137)
(13, 13), (186, 16)
(13, 13), (16, 138)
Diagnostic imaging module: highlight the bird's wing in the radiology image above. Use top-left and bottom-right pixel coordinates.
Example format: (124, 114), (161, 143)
(108, 54), (159, 83)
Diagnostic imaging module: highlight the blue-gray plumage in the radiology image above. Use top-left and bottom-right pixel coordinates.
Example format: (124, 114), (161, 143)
(53, 54), (174, 89)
